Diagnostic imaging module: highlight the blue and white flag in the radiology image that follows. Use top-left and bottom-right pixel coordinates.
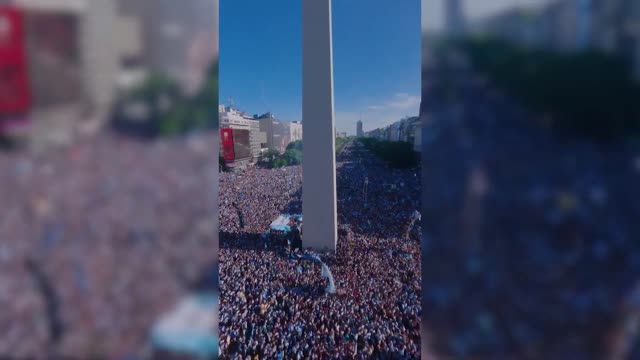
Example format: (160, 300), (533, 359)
(294, 252), (337, 293)
(151, 293), (218, 358)
(321, 263), (336, 294)
(300, 253), (322, 263)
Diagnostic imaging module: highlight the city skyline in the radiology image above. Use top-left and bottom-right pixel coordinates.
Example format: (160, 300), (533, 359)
(219, 102), (416, 137)
(219, 0), (420, 135)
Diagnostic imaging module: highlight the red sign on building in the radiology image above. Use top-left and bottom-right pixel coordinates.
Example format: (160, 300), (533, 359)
(0, 7), (30, 113)
(221, 128), (235, 161)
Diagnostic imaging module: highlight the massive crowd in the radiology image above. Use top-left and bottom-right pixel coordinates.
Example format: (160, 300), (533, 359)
(219, 141), (422, 359)
(421, 47), (640, 359)
(0, 131), (218, 359)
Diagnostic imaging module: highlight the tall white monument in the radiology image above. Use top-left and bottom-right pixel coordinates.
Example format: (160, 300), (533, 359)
(302, 0), (338, 251)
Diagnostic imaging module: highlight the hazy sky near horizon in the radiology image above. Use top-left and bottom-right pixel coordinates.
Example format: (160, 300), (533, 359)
(422, 0), (553, 32)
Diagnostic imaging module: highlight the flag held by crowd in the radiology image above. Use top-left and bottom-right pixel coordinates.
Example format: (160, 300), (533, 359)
(321, 263), (336, 294)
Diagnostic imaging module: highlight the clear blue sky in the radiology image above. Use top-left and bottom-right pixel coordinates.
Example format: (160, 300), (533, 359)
(220, 0), (420, 135)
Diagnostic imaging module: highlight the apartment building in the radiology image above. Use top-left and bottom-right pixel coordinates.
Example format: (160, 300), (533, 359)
(219, 105), (265, 162)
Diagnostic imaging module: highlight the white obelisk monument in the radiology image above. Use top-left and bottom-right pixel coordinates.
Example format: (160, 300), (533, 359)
(302, 0), (338, 251)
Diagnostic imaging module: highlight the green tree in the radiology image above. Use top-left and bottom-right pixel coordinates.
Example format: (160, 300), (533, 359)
(360, 138), (418, 169)
(113, 61), (219, 138)
(458, 37), (640, 142)
(258, 149), (280, 168)
(286, 140), (303, 152)
(335, 137), (349, 153)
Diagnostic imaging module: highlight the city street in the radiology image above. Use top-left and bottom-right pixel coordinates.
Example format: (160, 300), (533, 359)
(421, 46), (640, 359)
(219, 139), (422, 359)
(0, 131), (218, 359)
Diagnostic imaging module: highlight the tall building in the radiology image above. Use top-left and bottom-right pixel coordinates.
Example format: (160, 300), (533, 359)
(414, 126), (422, 153)
(356, 119), (363, 137)
(258, 112), (277, 150)
(118, 0), (218, 95)
(290, 121), (303, 143)
(0, 0), (134, 149)
(547, 0), (590, 51)
(0, 0), (218, 150)
(597, 0), (634, 79)
(3, 0), (123, 112)
(365, 115), (421, 151)
(473, 5), (551, 49)
(12, 0), (218, 109)
(281, 121), (292, 148)
(219, 105), (265, 163)
(446, 0), (465, 37)
(249, 119), (266, 159)
(474, 0), (640, 81)
(258, 112), (295, 152)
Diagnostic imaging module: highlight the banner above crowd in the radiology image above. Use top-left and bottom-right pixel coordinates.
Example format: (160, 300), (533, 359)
(269, 214), (302, 233)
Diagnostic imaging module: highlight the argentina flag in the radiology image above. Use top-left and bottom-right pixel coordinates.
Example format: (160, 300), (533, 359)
(321, 263), (336, 294)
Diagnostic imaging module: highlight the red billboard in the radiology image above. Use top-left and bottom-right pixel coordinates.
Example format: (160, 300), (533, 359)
(221, 128), (235, 161)
(0, 7), (30, 113)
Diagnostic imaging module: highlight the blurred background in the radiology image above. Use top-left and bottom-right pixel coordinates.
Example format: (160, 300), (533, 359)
(0, 0), (219, 359)
(421, 0), (640, 359)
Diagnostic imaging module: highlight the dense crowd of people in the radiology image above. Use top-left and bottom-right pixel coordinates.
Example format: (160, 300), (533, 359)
(219, 166), (302, 241)
(0, 131), (218, 359)
(421, 47), (640, 359)
(219, 141), (422, 359)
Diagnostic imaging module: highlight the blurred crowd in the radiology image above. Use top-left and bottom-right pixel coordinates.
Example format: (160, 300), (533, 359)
(421, 48), (640, 359)
(219, 141), (422, 359)
(0, 131), (218, 359)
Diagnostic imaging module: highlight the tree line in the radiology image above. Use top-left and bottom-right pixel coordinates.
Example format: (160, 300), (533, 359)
(111, 62), (219, 139)
(457, 37), (640, 143)
(359, 137), (419, 169)
(258, 140), (303, 168)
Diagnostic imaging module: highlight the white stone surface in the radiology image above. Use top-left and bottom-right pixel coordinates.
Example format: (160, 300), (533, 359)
(302, 0), (337, 251)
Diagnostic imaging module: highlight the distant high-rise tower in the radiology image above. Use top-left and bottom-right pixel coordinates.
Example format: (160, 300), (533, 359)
(446, 0), (465, 37)
(357, 120), (364, 137)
